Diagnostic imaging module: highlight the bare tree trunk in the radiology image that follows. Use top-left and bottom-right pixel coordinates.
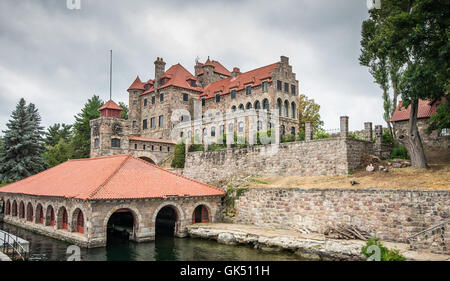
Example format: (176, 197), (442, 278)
(404, 100), (428, 169)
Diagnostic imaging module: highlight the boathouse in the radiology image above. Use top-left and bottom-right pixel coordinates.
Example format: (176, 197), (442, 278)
(0, 154), (224, 247)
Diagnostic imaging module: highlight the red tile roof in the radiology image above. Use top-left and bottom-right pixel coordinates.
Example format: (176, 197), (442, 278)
(127, 76), (145, 91)
(99, 100), (123, 111)
(129, 135), (176, 144)
(0, 154), (224, 200)
(390, 99), (442, 122)
(197, 59), (231, 77)
(200, 62), (278, 99)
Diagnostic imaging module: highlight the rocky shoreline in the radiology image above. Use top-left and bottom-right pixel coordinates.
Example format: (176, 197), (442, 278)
(186, 223), (450, 261)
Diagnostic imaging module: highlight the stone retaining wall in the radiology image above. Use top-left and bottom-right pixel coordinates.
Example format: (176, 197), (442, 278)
(183, 138), (385, 183)
(235, 188), (450, 254)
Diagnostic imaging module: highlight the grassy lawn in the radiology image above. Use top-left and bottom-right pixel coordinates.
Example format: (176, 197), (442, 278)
(249, 159), (450, 190)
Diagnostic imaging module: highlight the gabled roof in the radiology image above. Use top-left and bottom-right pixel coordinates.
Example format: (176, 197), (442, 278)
(127, 76), (145, 91)
(0, 154), (224, 200)
(98, 100), (122, 111)
(390, 99), (444, 122)
(200, 62), (278, 99)
(197, 59), (231, 77)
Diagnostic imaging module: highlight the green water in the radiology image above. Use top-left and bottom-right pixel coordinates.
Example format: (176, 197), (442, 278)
(0, 223), (303, 261)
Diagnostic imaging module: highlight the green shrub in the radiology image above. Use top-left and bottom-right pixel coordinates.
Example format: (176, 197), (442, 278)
(208, 143), (227, 151)
(382, 130), (395, 145)
(361, 238), (406, 261)
(256, 129), (275, 145)
(297, 129), (305, 141)
(348, 133), (365, 141)
(391, 145), (409, 159)
(188, 144), (204, 152)
(313, 129), (330, 140)
(281, 134), (296, 143)
(171, 142), (186, 168)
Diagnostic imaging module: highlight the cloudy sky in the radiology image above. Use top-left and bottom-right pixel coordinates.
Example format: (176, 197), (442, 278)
(0, 0), (385, 132)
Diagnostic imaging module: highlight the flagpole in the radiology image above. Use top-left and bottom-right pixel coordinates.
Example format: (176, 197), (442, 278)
(109, 50), (112, 101)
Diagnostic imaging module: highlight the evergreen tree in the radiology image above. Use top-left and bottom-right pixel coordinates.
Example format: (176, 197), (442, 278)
(72, 95), (104, 159)
(119, 102), (128, 120)
(0, 98), (47, 182)
(44, 123), (72, 147)
(43, 139), (74, 167)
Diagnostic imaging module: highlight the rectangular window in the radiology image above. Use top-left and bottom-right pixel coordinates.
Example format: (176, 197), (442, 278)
(160, 93), (164, 102)
(151, 117), (155, 128)
(231, 89), (236, 99)
(277, 80), (282, 91)
(143, 119), (148, 130)
(111, 138), (120, 148)
(133, 100), (137, 105)
(144, 99), (148, 106)
(291, 84), (296, 95)
(94, 138), (99, 149)
(168, 147), (170, 152)
(160, 146), (162, 151)
(183, 93), (189, 101)
(202, 98), (206, 106)
(246, 85), (251, 95)
(159, 115), (164, 127)
(262, 81), (268, 92)
(134, 144), (137, 149)
(143, 145), (146, 150)
(152, 96), (155, 104)
(211, 127), (216, 137)
(215, 93), (220, 103)
(284, 82), (289, 93)
(152, 145), (154, 151)
(132, 120), (137, 129)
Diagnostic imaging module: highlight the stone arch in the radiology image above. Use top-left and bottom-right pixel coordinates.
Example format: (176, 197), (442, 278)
(5, 199), (10, 215)
(12, 200), (17, 217)
(152, 201), (185, 236)
(231, 105), (237, 112)
(190, 202), (214, 224)
(263, 98), (270, 111)
(35, 203), (44, 224)
(133, 151), (158, 164)
(19, 201), (25, 219)
(284, 100), (289, 117)
(103, 205), (143, 241)
(26, 202), (34, 222)
(139, 156), (156, 165)
(238, 104), (244, 111)
(291, 102), (296, 118)
(45, 205), (55, 227)
(246, 102), (252, 110)
(57, 206), (69, 230)
(71, 208), (85, 234)
(254, 100), (261, 110)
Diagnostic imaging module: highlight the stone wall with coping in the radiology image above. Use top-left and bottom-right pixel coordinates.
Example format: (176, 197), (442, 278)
(235, 188), (450, 254)
(183, 137), (386, 183)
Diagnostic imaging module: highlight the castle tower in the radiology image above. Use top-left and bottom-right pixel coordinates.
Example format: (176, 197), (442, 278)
(90, 100), (132, 158)
(127, 76), (145, 135)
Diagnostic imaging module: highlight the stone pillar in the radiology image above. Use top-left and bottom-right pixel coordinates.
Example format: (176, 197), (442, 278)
(340, 116), (349, 138)
(305, 121), (313, 141)
(364, 122), (373, 142)
(374, 125), (383, 146)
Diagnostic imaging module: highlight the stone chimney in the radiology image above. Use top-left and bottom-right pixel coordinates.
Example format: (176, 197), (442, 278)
(154, 57), (166, 90)
(280, 55), (289, 65)
(194, 62), (203, 77)
(231, 67), (241, 78)
(340, 116), (349, 138)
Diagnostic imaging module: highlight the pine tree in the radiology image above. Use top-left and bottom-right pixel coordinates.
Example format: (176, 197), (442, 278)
(43, 139), (74, 167)
(44, 123), (72, 147)
(0, 98), (47, 182)
(72, 95), (104, 159)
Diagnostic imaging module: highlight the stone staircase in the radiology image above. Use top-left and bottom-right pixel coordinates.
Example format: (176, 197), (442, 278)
(407, 219), (449, 255)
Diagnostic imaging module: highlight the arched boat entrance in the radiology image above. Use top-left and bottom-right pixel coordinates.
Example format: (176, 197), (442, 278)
(155, 206), (178, 237)
(106, 208), (136, 244)
(192, 205), (209, 224)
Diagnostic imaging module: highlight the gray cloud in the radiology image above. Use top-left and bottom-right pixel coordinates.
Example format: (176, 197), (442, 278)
(0, 0), (384, 133)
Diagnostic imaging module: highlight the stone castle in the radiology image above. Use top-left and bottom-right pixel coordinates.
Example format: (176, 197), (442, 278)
(90, 56), (300, 163)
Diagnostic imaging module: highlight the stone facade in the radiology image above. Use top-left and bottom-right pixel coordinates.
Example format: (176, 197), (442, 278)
(2, 194), (222, 248)
(235, 188), (450, 254)
(392, 119), (450, 149)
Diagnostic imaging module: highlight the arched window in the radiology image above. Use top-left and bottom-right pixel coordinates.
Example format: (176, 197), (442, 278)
(254, 100), (261, 110)
(257, 121), (263, 131)
(228, 123), (234, 132)
(246, 102), (252, 110)
(12, 201), (17, 217)
(46, 206), (55, 227)
(231, 105), (237, 112)
(58, 207), (68, 230)
(281, 125), (285, 136)
(291, 102), (296, 118)
(36, 204), (44, 224)
(192, 205), (209, 224)
(26, 202), (33, 222)
(238, 104), (244, 111)
(263, 99), (270, 111)
(284, 100), (289, 117)
(277, 99), (282, 116)
(203, 128), (207, 137)
(238, 122), (244, 133)
(5, 200), (10, 215)
(73, 209), (84, 234)
(19, 201), (25, 219)
(211, 126), (216, 137)
(111, 138), (120, 148)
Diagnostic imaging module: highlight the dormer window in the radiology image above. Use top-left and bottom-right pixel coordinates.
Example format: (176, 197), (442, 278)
(189, 79), (197, 87)
(160, 78), (167, 86)
(144, 84), (150, 91)
(246, 85), (252, 95)
(215, 92), (221, 103)
(262, 81), (268, 92)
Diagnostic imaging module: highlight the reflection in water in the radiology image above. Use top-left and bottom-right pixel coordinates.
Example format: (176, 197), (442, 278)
(0, 223), (303, 261)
